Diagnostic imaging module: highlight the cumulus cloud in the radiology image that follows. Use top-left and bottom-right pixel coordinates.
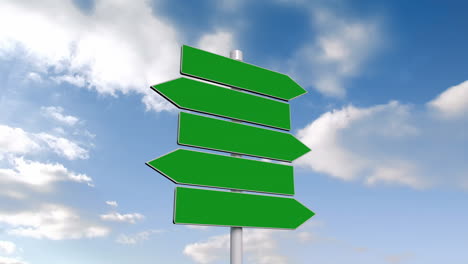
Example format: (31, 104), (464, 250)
(0, 0), (179, 112)
(365, 162), (424, 187)
(184, 221), (383, 264)
(297, 102), (417, 179)
(100, 212), (144, 224)
(52, 74), (87, 87)
(0, 157), (93, 190)
(197, 30), (236, 57)
(184, 229), (289, 264)
(184, 233), (229, 264)
(0, 125), (40, 156)
(0, 124), (89, 160)
(116, 229), (164, 244)
(296, 89), (468, 189)
(41, 106), (79, 126)
(295, 101), (428, 188)
(427, 80), (468, 119)
(0, 123), (92, 197)
(288, 8), (381, 97)
(0, 240), (16, 255)
(297, 104), (375, 180)
(0, 204), (109, 240)
(26, 72), (43, 82)
(36, 133), (89, 160)
(243, 229), (289, 264)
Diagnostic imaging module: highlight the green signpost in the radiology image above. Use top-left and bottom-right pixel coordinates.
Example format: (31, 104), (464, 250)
(147, 149), (294, 195)
(178, 112), (310, 162)
(152, 77), (291, 130)
(147, 45), (314, 232)
(174, 187), (314, 229)
(180, 45), (307, 101)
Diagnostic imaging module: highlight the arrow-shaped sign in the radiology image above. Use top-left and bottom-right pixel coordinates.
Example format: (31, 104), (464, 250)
(174, 187), (314, 229)
(180, 45), (307, 101)
(178, 112), (310, 162)
(147, 149), (294, 195)
(152, 77), (290, 130)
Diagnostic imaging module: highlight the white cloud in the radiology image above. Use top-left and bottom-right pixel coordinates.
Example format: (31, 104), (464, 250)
(0, 240), (16, 255)
(197, 30), (236, 57)
(365, 162), (426, 188)
(296, 94), (468, 189)
(0, 157), (94, 190)
(116, 229), (164, 244)
(296, 101), (428, 188)
(243, 229), (289, 264)
(288, 8), (381, 97)
(0, 124), (89, 160)
(183, 229), (289, 264)
(183, 233), (229, 264)
(0, 0), (179, 112)
(68, 173), (94, 186)
(105, 201), (118, 208)
(26, 72), (42, 82)
(0, 204), (109, 240)
(36, 133), (89, 160)
(0, 125), (40, 156)
(0, 256), (28, 264)
(100, 212), (144, 224)
(296, 104), (374, 181)
(427, 80), (468, 119)
(52, 74), (86, 87)
(41, 106), (79, 126)
(297, 102), (410, 179)
(141, 93), (177, 113)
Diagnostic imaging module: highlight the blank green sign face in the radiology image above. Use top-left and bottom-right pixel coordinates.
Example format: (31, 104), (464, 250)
(147, 149), (294, 195)
(178, 112), (310, 162)
(181, 45), (307, 101)
(174, 187), (315, 229)
(152, 77), (291, 130)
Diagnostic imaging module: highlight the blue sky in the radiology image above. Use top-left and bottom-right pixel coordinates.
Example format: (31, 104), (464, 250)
(0, 0), (467, 263)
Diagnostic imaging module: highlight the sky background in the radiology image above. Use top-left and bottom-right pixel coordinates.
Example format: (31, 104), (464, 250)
(0, 0), (467, 263)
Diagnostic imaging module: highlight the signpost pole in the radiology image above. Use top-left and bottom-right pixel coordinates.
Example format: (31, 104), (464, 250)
(148, 44), (314, 260)
(230, 49), (243, 264)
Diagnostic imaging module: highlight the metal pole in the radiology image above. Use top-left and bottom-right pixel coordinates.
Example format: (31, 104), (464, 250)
(229, 49), (243, 264)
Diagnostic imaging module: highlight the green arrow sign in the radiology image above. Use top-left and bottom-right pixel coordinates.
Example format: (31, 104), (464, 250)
(152, 77), (290, 130)
(174, 187), (314, 229)
(147, 149), (294, 195)
(178, 112), (310, 162)
(181, 45), (307, 101)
